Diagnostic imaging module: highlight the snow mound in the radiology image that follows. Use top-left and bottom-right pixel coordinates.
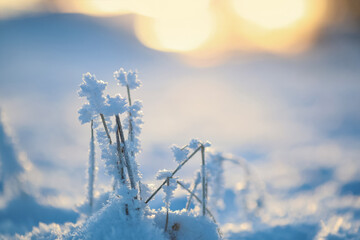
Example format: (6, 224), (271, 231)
(153, 209), (220, 240)
(66, 197), (166, 240)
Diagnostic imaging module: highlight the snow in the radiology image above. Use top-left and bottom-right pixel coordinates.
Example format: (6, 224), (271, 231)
(66, 195), (167, 240)
(152, 209), (220, 240)
(1, 14), (360, 239)
(78, 73), (107, 122)
(103, 94), (127, 117)
(114, 68), (141, 90)
(171, 145), (189, 164)
(188, 139), (200, 149)
(156, 169), (178, 208)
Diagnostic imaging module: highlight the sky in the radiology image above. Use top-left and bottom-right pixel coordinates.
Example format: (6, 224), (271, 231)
(0, 0), (360, 239)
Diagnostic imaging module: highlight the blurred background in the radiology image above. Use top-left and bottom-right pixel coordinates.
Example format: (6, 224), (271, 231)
(0, 0), (360, 238)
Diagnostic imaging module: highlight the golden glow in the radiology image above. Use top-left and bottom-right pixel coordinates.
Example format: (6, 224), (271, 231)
(232, 0), (306, 30)
(53, 0), (130, 16)
(233, 0), (328, 53)
(135, 10), (214, 52)
(0, 0), (330, 62)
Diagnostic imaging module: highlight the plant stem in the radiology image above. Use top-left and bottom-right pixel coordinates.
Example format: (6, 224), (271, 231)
(100, 113), (112, 145)
(115, 114), (136, 190)
(201, 145), (206, 216)
(165, 178), (170, 232)
(126, 85), (132, 106)
(126, 85), (135, 156)
(145, 146), (202, 204)
(88, 120), (95, 215)
(185, 179), (200, 211)
(138, 181), (142, 200)
(115, 127), (126, 185)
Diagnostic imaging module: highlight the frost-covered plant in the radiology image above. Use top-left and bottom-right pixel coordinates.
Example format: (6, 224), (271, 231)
(114, 68), (143, 156)
(78, 71), (138, 216)
(156, 169), (178, 232)
(13, 67), (268, 240)
(75, 68), (244, 240)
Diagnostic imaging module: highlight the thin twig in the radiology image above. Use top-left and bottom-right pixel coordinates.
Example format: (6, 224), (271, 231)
(115, 114), (136, 190)
(145, 146), (202, 204)
(88, 120), (95, 214)
(176, 181), (216, 223)
(115, 128), (126, 184)
(100, 113), (112, 145)
(165, 178), (170, 232)
(126, 85), (135, 155)
(185, 179), (200, 211)
(180, 144), (188, 150)
(201, 145), (206, 216)
(126, 85), (132, 106)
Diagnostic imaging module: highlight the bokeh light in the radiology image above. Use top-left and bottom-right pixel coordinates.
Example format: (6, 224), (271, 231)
(232, 0), (306, 30)
(134, 10), (214, 52)
(0, 0), (332, 59)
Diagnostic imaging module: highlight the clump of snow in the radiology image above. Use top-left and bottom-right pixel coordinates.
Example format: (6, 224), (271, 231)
(171, 145), (189, 164)
(78, 73), (107, 123)
(156, 169), (178, 208)
(189, 139), (200, 149)
(78, 104), (93, 125)
(114, 68), (141, 90)
(203, 141), (211, 148)
(78, 73), (127, 125)
(123, 99), (144, 155)
(103, 94), (127, 117)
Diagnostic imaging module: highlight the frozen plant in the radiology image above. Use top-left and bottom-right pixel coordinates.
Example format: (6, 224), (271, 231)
(114, 68), (143, 156)
(74, 68), (238, 239)
(156, 169), (178, 232)
(78, 71), (138, 215)
(13, 67), (270, 240)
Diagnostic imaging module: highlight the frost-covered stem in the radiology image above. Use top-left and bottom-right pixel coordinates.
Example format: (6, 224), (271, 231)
(164, 178), (170, 232)
(181, 144), (188, 150)
(201, 145), (206, 216)
(176, 181), (217, 223)
(100, 113), (112, 145)
(185, 179), (200, 211)
(115, 127), (126, 185)
(145, 146), (202, 204)
(126, 85), (132, 106)
(126, 85), (135, 156)
(138, 181), (142, 200)
(115, 114), (136, 190)
(88, 120), (95, 214)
